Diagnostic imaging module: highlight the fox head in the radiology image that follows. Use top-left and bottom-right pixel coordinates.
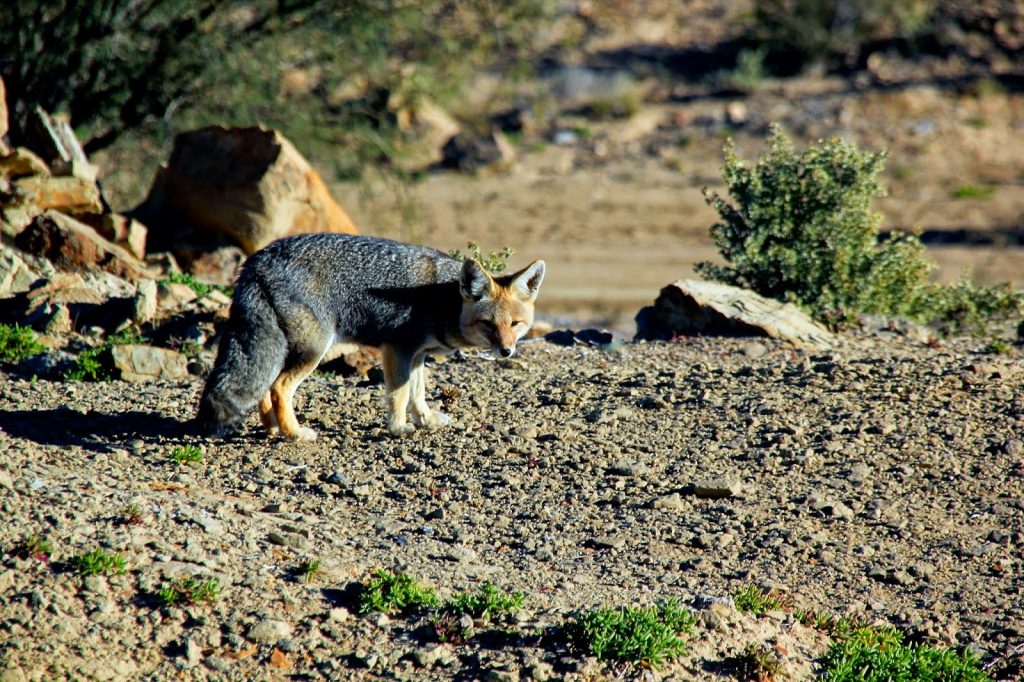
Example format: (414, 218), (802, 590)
(459, 258), (546, 357)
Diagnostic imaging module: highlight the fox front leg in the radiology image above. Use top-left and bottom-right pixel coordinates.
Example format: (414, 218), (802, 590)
(381, 345), (416, 436)
(409, 357), (450, 429)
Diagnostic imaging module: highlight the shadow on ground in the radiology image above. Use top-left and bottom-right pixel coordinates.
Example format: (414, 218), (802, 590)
(0, 407), (188, 452)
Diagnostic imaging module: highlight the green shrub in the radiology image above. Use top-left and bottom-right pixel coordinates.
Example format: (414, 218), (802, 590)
(63, 328), (147, 382)
(699, 126), (1022, 331)
(70, 549), (127, 576)
(565, 599), (695, 669)
(443, 582), (525, 623)
(752, 0), (935, 67)
(358, 569), (440, 614)
(63, 346), (111, 382)
(170, 445), (203, 464)
(159, 271), (230, 298)
(449, 242), (515, 273)
(950, 184), (994, 200)
(158, 576), (221, 607)
(733, 584), (785, 615)
(11, 534), (53, 562)
(0, 324), (46, 363)
(700, 126), (933, 322)
(823, 625), (990, 681)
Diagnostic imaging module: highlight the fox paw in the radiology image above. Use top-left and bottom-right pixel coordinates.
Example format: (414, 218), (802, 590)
(388, 422), (416, 437)
(414, 411), (453, 429)
(285, 426), (318, 442)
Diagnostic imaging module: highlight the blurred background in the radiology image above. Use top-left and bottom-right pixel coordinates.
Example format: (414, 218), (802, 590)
(4, 0), (1022, 328)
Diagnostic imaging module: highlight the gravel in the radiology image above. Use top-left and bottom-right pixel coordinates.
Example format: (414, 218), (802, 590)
(1, 333), (1022, 679)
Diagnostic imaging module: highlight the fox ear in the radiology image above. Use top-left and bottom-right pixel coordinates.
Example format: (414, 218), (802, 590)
(510, 260), (545, 301)
(460, 259), (493, 301)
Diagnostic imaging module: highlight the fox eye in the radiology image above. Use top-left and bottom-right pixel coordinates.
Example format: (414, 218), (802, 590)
(512, 320), (527, 328)
(478, 320), (497, 332)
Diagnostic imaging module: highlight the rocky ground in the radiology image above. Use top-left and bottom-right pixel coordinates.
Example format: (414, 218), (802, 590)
(1, 329), (1023, 680)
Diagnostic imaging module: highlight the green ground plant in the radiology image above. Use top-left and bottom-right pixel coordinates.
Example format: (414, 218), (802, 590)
(950, 184), (994, 200)
(565, 599), (696, 669)
(0, 323), (46, 363)
(735, 641), (784, 680)
(297, 559), (322, 584)
(699, 126), (1022, 332)
(158, 576), (221, 607)
(118, 504), (145, 526)
(752, 0), (935, 68)
(733, 585), (786, 615)
(70, 549), (127, 576)
(11, 534), (54, 562)
(449, 242), (516, 273)
(170, 445), (203, 464)
(431, 582), (526, 642)
(159, 271), (230, 298)
(822, 625), (990, 681)
(359, 569), (440, 615)
(444, 582), (525, 623)
(63, 328), (148, 382)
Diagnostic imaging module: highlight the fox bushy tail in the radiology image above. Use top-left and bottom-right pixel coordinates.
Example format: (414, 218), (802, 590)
(195, 289), (286, 436)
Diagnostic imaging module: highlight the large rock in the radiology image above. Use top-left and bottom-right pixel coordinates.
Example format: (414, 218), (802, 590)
(1, 271), (136, 333)
(133, 126), (358, 256)
(0, 148), (49, 180)
(12, 175), (103, 215)
(0, 243), (42, 297)
(111, 344), (188, 382)
(634, 279), (837, 350)
(14, 211), (154, 281)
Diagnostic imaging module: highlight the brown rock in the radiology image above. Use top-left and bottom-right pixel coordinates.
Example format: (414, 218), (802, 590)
(133, 125), (358, 256)
(89, 213), (148, 259)
(13, 272), (136, 333)
(157, 282), (198, 309)
(133, 280), (158, 324)
(12, 175), (103, 216)
(111, 344), (188, 382)
(441, 129), (517, 173)
(0, 148), (50, 180)
(0, 243), (42, 296)
(634, 279), (836, 350)
(182, 245), (245, 287)
(14, 211), (153, 281)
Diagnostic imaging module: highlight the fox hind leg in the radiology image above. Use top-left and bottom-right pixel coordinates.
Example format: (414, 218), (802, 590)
(258, 392), (279, 436)
(269, 332), (333, 441)
(381, 345), (415, 436)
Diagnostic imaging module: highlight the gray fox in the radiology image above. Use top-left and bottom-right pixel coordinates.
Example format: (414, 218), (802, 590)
(195, 234), (545, 439)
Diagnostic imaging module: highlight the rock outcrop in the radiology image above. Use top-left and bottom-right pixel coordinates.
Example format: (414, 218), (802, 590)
(133, 126), (358, 258)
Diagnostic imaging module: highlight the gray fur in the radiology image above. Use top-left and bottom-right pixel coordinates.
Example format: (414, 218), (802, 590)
(195, 234), (498, 436)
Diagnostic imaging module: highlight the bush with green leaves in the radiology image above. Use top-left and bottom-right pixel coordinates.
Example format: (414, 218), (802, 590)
(0, 324), (46, 363)
(823, 625), (990, 681)
(752, 0), (935, 69)
(565, 599), (696, 669)
(158, 576), (221, 607)
(699, 126), (1022, 331)
(358, 569), (440, 615)
(431, 582), (525, 642)
(449, 242), (516, 273)
(70, 549), (127, 576)
(444, 582), (525, 623)
(63, 328), (148, 382)
(733, 584), (786, 615)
